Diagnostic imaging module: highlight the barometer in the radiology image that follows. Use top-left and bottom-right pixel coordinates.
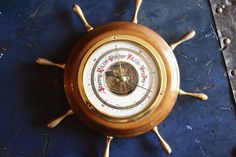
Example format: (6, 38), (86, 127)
(36, 0), (208, 156)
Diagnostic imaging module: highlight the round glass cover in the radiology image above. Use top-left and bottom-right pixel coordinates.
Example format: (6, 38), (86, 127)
(82, 40), (160, 118)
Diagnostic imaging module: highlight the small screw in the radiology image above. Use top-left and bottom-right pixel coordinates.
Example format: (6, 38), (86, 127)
(88, 104), (93, 109)
(216, 7), (223, 13)
(223, 37), (231, 45)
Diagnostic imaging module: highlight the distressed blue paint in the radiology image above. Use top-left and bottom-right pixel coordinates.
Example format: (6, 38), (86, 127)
(0, 0), (235, 157)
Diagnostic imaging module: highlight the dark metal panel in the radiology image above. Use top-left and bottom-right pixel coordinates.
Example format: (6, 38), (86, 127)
(209, 0), (236, 104)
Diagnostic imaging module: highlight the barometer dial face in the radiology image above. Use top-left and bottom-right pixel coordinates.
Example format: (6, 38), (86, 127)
(82, 40), (160, 118)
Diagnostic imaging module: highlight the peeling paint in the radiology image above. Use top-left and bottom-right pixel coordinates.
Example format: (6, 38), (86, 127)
(186, 125), (193, 130)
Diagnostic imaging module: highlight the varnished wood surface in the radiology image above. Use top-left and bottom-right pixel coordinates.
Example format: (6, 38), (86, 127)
(64, 22), (180, 137)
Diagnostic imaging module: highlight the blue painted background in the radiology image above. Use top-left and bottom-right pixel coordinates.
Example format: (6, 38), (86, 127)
(0, 0), (235, 157)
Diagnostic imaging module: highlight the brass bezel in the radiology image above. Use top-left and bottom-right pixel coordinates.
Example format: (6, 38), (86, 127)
(77, 35), (167, 123)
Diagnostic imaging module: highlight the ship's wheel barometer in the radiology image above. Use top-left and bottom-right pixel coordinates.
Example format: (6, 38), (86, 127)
(36, 0), (208, 156)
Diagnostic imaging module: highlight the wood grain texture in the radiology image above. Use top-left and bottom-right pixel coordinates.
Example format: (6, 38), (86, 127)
(64, 22), (180, 137)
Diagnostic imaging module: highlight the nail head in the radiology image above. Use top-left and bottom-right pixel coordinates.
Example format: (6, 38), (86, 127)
(223, 38), (231, 45)
(216, 7), (223, 13)
(231, 69), (236, 76)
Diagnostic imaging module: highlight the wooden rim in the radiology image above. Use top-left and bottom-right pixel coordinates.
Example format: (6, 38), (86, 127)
(64, 22), (180, 137)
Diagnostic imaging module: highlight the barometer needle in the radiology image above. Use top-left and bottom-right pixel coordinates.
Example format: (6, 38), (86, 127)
(137, 85), (152, 92)
(105, 71), (116, 77)
(119, 60), (122, 74)
(115, 45), (125, 76)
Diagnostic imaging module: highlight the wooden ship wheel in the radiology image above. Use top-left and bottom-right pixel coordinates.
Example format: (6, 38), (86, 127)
(36, 0), (208, 156)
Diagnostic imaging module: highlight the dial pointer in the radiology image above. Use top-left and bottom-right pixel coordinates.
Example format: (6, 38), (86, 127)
(137, 85), (152, 92)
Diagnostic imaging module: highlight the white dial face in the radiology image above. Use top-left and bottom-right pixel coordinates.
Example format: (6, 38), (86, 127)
(83, 40), (160, 118)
